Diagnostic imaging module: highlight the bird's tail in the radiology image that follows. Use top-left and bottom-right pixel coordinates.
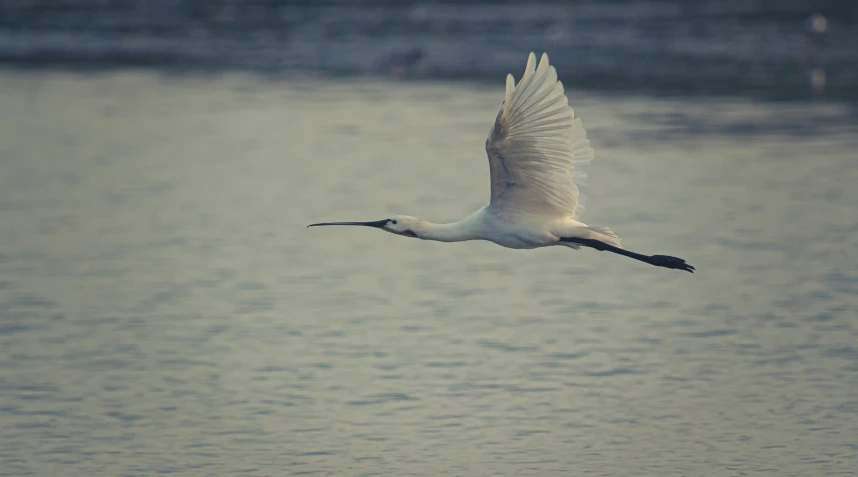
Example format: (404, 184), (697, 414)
(587, 226), (622, 248)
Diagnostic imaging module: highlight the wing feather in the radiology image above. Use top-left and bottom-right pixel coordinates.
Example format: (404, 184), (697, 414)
(486, 52), (594, 218)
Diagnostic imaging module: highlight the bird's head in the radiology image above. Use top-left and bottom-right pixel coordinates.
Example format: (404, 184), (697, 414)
(307, 215), (422, 238)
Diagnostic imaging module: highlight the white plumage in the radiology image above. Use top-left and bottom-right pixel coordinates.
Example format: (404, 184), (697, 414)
(486, 52), (592, 219)
(310, 52), (694, 273)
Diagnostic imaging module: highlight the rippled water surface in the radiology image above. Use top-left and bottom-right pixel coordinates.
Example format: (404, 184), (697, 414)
(1, 71), (857, 476)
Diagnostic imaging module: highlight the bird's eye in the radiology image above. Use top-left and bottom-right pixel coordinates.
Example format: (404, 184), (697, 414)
(390, 219), (397, 225)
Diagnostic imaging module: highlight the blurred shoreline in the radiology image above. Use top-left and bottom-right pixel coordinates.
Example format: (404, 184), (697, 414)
(1, 0), (857, 102)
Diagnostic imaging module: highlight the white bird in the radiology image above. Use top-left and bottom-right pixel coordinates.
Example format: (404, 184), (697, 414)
(309, 52), (694, 273)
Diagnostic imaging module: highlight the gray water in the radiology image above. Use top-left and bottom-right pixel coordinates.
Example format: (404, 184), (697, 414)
(1, 71), (857, 476)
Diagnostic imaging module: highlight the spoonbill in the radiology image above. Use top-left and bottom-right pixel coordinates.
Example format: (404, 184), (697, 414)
(309, 52), (694, 273)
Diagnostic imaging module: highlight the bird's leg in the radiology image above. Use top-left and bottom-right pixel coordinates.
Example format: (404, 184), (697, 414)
(559, 237), (695, 273)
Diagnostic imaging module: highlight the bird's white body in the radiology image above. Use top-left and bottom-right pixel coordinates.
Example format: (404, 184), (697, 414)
(310, 52), (694, 272)
(389, 207), (615, 251)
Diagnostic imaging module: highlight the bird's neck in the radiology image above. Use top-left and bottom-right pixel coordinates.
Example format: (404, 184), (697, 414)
(415, 215), (482, 243)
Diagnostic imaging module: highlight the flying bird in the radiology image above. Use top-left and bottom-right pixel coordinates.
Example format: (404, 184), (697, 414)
(309, 53), (694, 273)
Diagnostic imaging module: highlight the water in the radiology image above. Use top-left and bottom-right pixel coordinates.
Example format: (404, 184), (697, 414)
(0, 69), (857, 476)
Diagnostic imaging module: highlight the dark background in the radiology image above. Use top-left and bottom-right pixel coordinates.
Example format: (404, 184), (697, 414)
(1, 0), (855, 101)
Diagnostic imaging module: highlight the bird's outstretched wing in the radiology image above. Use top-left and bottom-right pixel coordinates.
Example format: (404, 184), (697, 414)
(485, 52), (594, 218)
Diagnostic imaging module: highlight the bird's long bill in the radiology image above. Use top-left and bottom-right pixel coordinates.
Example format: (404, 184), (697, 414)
(307, 219), (389, 229)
